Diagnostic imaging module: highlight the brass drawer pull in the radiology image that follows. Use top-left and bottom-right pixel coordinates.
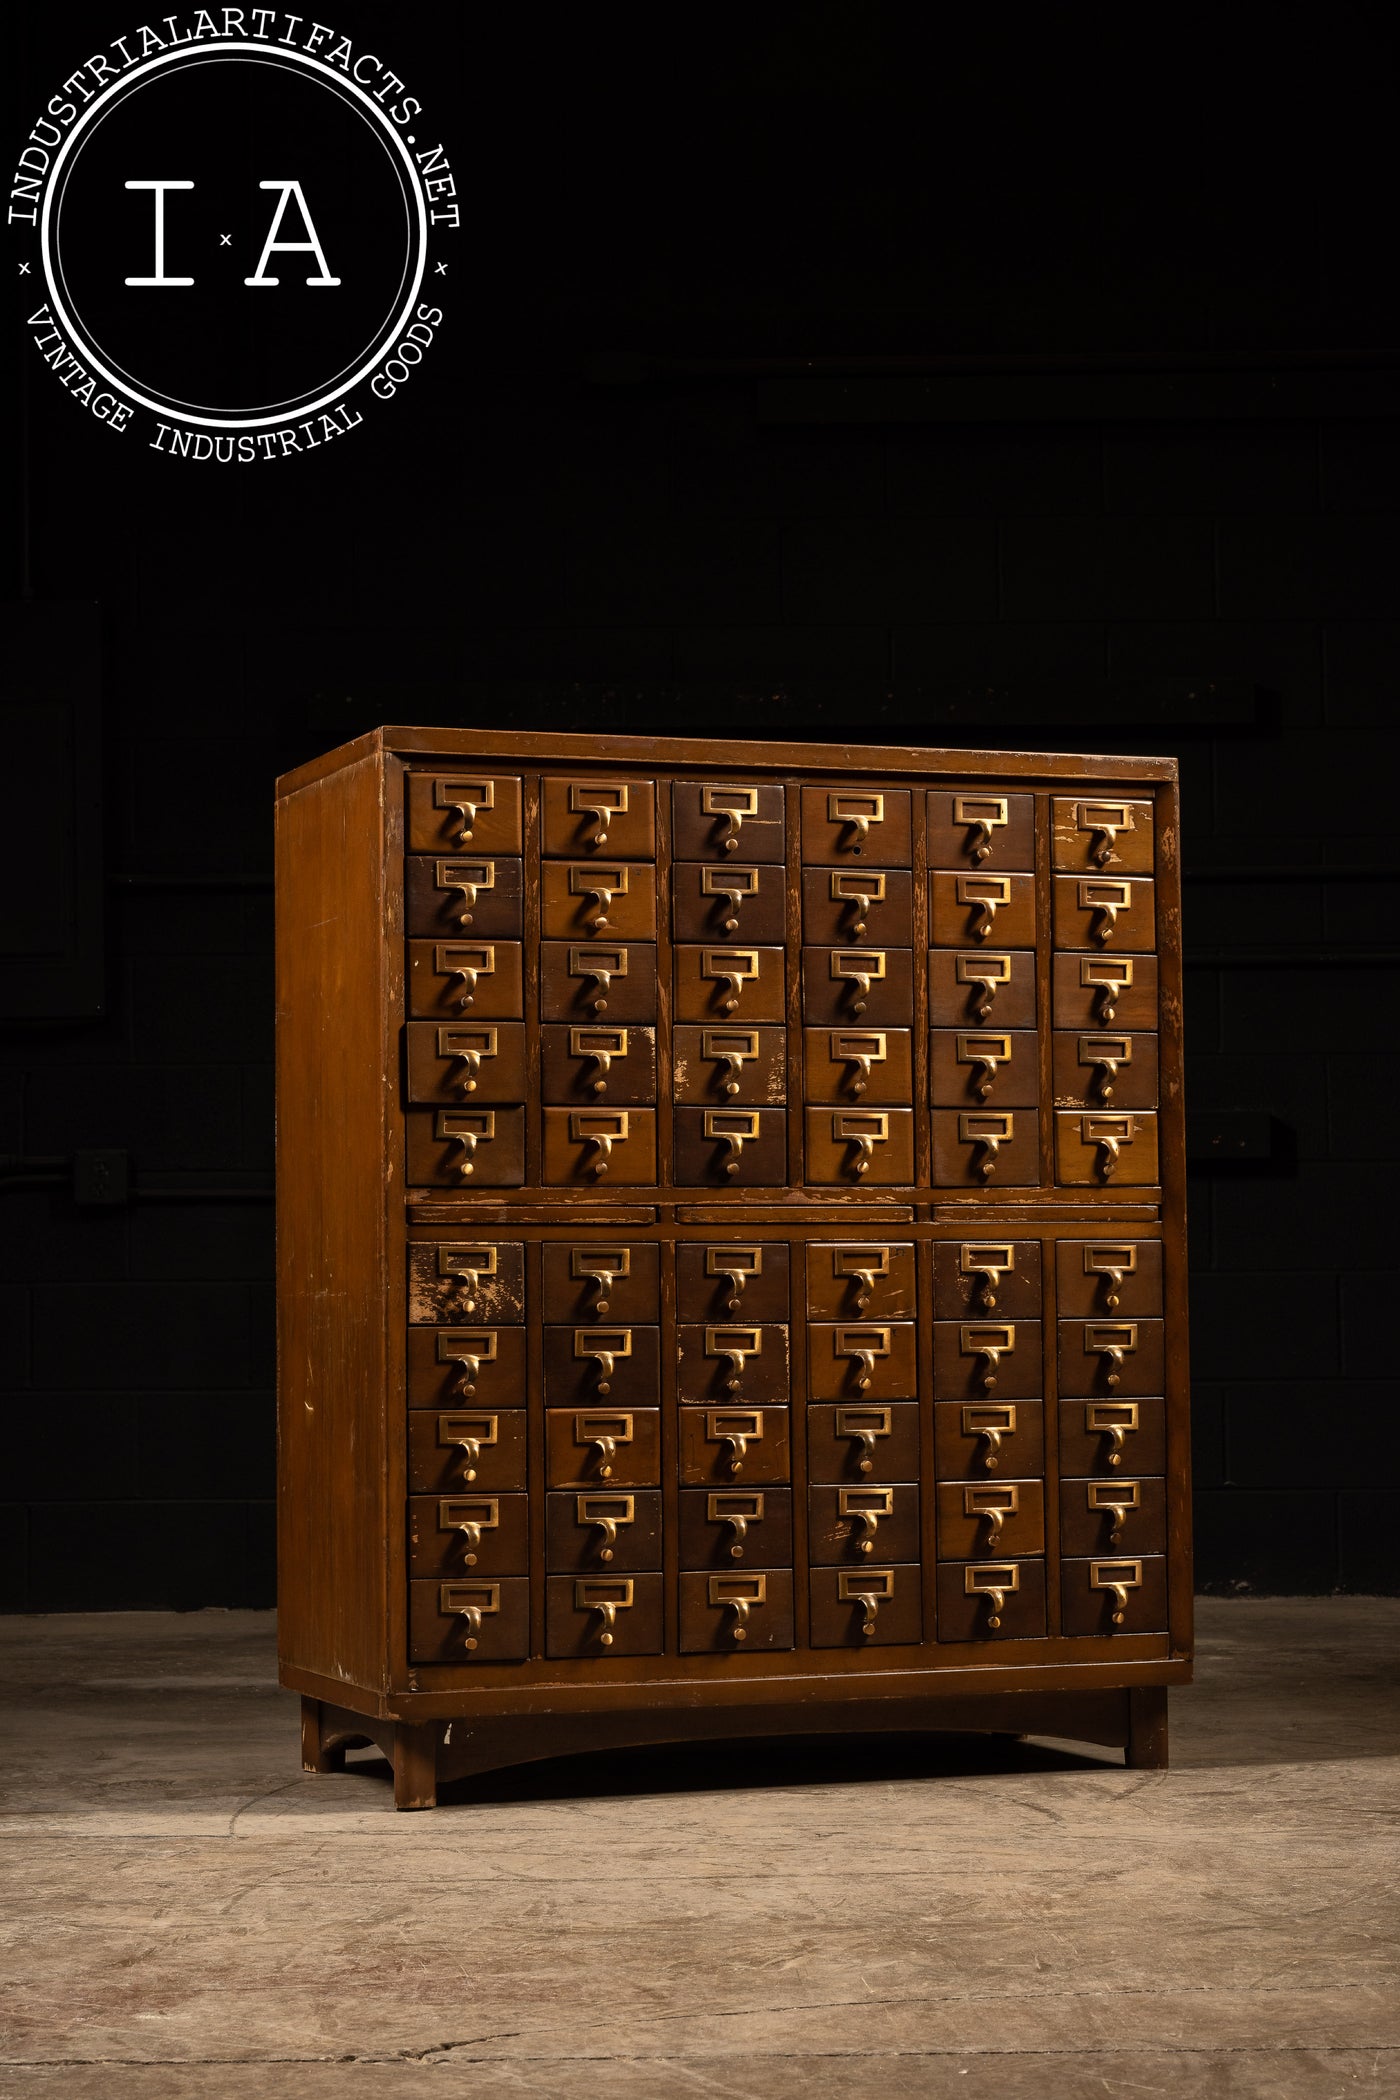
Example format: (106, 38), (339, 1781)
(954, 793), (1008, 864)
(957, 1031), (1012, 1101)
(830, 1029), (886, 1099)
(701, 864), (760, 932)
(701, 1027), (759, 1097)
(831, 1109), (889, 1179)
(957, 873), (1012, 941)
(434, 1109), (497, 1178)
(439, 1578), (500, 1649)
(704, 1108), (760, 1176)
(704, 1243), (763, 1313)
(435, 1024), (498, 1094)
(830, 867), (886, 939)
(1085, 1321), (1138, 1386)
(830, 947), (886, 1017)
(439, 1496), (499, 1565)
(437, 1412), (498, 1481)
(955, 951), (1011, 1020)
(574, 1411), (634, 1477)
(709, 1571), (766, 1640)
(436, 1243), (497, 1312)
(1079, 1033), (1132, 1103)
(839, 1485), (894, 1555)
(961, 1322), (1015, 1394)
(1079, 955), (1134, 1024)
(959, 1110), (1013, 1182)
(567, 861), (629, 934)
(433, 777), (494, 846)
(959, 1242), (1014, 1311)
(1083, 1242), (1137, 1309)
(835, 1404), (892, 1472)
(703, 947), (760, 1014)
(570, 1245), (631, 1317)
(435, 1328), (499, 1393)
(961, 1402), (1017, 1471)
(835, 1323), (891, 1392)
(1087, 1400), (1140, 1466)
(569, 1025), (629, 1096)
(435, 858), (495, 926)
(705, 1324), (763, 1392)
(567, 943), (628, 1016)
(701, 784), (758, 853)
(827, 789), (884, 849)
(569, 1108), (630, 1179)
(1088, 1479), (1142, 1544)
(963, 1482), (1019, 1545)
(838, 1566), (895, 1635)
(1081, 1112), (1137, 1182)
(708, 1490), (764, 1559)
(434, 942), (495, 1010)
(573, 1326), (633, 1394)
(1090, 1557), (1143, 1625)
(832, 1242), (890, 1314)
(568, 780), (628, 851)
(1078, 877), (1133, 945)
(964, 1560), (1019, 1629)
(575, 1576), (634, 1645)
(577, 1494), (636, 1562)
(1077, 798), (1135, 869)
(706, 1408), (763, 1475)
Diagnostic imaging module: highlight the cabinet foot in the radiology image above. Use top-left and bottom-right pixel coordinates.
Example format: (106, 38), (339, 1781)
(300, 1697), (346, 1773)
(1126, 1686), (1169, 1768)
(393, 1721), (439, 1810)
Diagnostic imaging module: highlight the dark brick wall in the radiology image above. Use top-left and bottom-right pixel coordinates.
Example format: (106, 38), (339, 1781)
(3, 3), (1396, 1603)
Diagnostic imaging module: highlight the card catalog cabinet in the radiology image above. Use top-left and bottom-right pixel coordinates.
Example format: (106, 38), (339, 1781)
(278, 730), (1189, 1808)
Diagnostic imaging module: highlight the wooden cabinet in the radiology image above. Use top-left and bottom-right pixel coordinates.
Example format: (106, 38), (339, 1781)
(278, 729), (1190, 1808)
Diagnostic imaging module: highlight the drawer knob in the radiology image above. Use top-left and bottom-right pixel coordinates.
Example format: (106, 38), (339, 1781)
(715, 884), (745, 934)
(723, 1513), (749, 1558)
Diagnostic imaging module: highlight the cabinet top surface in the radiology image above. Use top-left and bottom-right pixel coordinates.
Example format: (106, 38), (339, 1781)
(277, 726), (1180, 799)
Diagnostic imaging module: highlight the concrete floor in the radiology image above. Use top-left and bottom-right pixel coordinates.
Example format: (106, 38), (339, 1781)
(0, 1603), (1397, 2098)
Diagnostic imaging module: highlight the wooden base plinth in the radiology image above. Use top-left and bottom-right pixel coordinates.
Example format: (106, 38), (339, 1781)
(301, 1685), (1170, 1812)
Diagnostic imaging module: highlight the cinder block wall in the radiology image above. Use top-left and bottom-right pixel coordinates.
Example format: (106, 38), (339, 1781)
(3, 3), (1396, 1605)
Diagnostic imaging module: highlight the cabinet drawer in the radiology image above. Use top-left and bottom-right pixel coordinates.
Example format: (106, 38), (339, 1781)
(801, 866), (914, 945)
(545, 1489), (663, 1573)
(545, 1407), (661, 1487)
(541, 775), (655, 858)
(801, 946), (913, 1026)
(936, 1479), (1045, 1560)
(807, 1320), (918, 1402)
(407, 1325), (529, 1409)
(672, 780), (786, 862)
(407, 940), (524, 1020)
(405, 1107), (526, 1187)
(1058, 1397), (1165, 1477)
(676, 1242), (791, 1322)
(404, 855), (524, 939)
(540, 1242), (661, 1324)
(931, 1319), (1042, 1402)
(674, 944), (786, 1024)
(540, 942), (657, 1022)
(927, 789), (1035, 872)
(1060, 1476), (1167, 1558)
(933, 1399), (1045, 1483)
(931, 1108), (1040, 1188)
(408, 1410), (528, 1494)
(803, 1027), (913, 1105)
(678, 1406), (791, 1484)
(804, 1107), (915, 1186)
(1052, 1030), (1158, 1110)
(930, 871), (1036, 949)
(408, 1576), (530, 1663)
(808, 1401), (920, 1483)
(1055, 1239), (1163, 1319)
(1052, 795), (1154, 875)
(809, 1564), (923, 1647)
(673, 1025), (787, 1107)
(542, 1325), (661, 1405)
(540, 860), (657, 941)
(1056, 1110), (1160, 1187)
(930, 1027), (1039, 1109)
(1051, 951), (1158, 1030)
(805, 1240), (916, 1321)
(1053, 874), (1155, 951)
(929, 947), (1036, 1029)
(541, 1024), (657, 1106)
(674, 1106), (787, 1185)
(405, 1022), (528, 1105)
(931, 1240), (1042, 1319)
(541, 1107), (659, 1186)
(679, 1487), (793, 1569)
(407, 1241), (525, 1325)
(546, 1574), (665, 1657)
(672, 863), (786, 942)
(1058, 1317), (1166, 1397)
(680, 1569), (795, 1651)
(800, 785), (911, 864)
(1061, 1554), (1168, 1636)
(677, 1322), (791, 1404)
(935, 1560), (1046, 1642)
(809, 1482), (921, 1565)
(406, 772), (523, 855)
(408, 1492), (529, 1578)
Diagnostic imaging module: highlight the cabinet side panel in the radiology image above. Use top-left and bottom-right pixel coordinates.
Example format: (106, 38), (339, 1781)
(276, 751), (390, 1694)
